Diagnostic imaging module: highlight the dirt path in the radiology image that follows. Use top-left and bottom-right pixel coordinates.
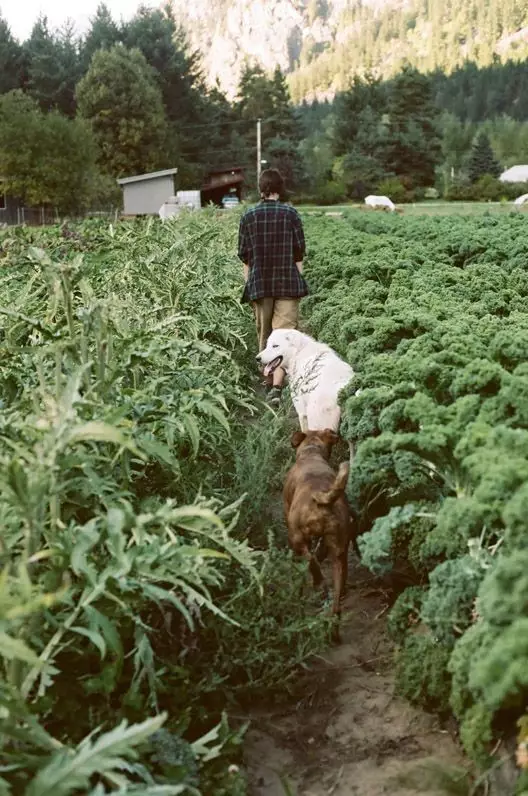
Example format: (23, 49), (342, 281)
(243, 559), (470, 796)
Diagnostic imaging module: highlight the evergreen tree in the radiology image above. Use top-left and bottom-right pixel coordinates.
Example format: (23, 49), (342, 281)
(81, 4), (121, 70)
(23, 16), (81, 116)
(383, 66), (442, 187)
(467, 131), (501, 182)
(265, 137), (306, 194)
(55, 22), (82, 117)
(440, 112), (474, 174)
(76, 45), (171, 177)
(235, 64), (300, 185)
(122, 7), (201, 125)
(333, 75), (386, 156)
(0, 16), (22, 95)
(270, 66), (299, 140)
(237, 64), (298, 141)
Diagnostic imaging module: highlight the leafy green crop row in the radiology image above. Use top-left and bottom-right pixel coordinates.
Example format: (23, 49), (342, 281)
(0, 213), (329, 796)
(302, 209), (528, 790)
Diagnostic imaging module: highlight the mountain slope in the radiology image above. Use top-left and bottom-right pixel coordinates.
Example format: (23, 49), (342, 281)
(171, 0), (528, 102)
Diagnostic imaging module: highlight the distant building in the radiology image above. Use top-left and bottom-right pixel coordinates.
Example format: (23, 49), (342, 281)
(201, 167), (245, 206)
(117, 168), (178, 215)
(499, 165), (528, 183)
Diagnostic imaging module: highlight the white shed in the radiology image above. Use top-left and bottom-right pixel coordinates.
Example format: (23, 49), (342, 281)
(117, 168), (178, 215)
(499, 165), (528, 183)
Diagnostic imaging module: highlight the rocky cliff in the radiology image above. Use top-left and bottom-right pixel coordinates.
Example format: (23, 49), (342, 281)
(171, 0), (347, 99)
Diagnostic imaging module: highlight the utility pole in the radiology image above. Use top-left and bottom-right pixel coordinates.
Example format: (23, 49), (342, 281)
(257, 118), (262, 188)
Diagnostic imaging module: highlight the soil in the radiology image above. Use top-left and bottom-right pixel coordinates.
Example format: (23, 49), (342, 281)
(242, 559), (470, 796)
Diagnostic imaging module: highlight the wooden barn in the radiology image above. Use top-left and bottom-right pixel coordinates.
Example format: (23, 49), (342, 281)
(201, 167), (245, 206)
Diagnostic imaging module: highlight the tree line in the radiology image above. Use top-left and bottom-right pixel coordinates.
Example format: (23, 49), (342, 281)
(0, 4), (298, 213)
(1, 3), (527, 213)
(297, 63), (528, 204)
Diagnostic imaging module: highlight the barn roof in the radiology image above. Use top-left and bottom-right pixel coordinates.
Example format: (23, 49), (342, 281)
(117, 168), (178, 186)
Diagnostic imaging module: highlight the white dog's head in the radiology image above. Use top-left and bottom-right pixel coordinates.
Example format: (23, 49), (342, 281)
(256, 329), (309, 377)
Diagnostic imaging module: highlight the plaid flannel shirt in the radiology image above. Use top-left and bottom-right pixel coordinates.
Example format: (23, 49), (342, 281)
(238, 199), (308, 303)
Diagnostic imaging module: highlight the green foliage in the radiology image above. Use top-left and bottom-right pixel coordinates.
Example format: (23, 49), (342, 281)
(184, 540), (332, 708)
(395, 634), (452, 713)
(383, 67), (442, 188)
(458, 703), (495, 769)
(234, 64), (301, 188)
(387, 586), (426, 643)
(0, 90), (99, 212)
(420, 556), (488, 646)
(0, 212), (328, 793)
(303, 209), (528, 782)
(377, 176), (407, 203)
(468, 132), (502, 183)
(329, 68), (442, 201)
(0, 14), (23, 94)
(476, 551), (528, 628)
(471, 620), (528, 711)
(76, 45), (171, 177)
(23, 16), (82, 117)
(358, 504), (423, 574)
(288, 1), (528, 103)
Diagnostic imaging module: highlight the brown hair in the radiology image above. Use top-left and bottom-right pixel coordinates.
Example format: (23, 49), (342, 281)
(259, 168), (285, 199)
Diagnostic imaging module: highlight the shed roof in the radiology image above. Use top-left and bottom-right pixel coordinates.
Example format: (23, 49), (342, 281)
(117, 168), (178, 186)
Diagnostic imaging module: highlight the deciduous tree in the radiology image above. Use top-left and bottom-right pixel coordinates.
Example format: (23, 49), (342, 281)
(76, 45), (171, 177)
(0, 90), (99, 212)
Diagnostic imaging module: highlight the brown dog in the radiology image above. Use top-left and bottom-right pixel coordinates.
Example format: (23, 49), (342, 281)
(283, 429), (355, 638)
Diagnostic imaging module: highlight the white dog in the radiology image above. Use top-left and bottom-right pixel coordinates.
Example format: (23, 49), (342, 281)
(257, 329), (354, 432)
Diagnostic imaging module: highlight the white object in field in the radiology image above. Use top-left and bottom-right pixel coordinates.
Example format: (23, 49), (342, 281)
(500, 165), (528, 183)
(365, 194), (396, 211)
(177, 190), (201, 210)
(158, 197), (181, 220)
(513, 193), (528, 205)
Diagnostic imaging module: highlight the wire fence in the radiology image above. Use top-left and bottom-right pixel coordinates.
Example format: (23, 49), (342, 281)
(0, 207), (120, 228)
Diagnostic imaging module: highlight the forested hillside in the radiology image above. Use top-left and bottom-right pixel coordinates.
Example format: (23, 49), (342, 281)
(288, 0), (528, 102)
(169, 0), (528, 102)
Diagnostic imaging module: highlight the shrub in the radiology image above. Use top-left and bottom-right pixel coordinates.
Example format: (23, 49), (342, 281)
(377, 176), (408, 203)
(395, 633), (452, 713)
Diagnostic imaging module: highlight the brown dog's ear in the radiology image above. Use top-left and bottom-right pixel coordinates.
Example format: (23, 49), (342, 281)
(322, 429), (340, 446)
(291, 431), (306, 448)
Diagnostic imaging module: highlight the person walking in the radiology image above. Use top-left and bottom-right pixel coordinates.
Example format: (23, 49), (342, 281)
(238, 168), (308, 406)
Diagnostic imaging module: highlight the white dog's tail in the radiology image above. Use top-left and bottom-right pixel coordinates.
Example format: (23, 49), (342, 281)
(313, 462), (349, 506)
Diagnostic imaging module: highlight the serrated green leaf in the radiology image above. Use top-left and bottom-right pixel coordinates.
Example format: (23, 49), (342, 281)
(25, 714), (167, 796)
(0, 632), (39, 664)
(66, 422), (144, 458)
(180, 414), (200, 456)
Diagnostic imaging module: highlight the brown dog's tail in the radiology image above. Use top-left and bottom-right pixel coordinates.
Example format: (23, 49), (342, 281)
(312, 462), (349, 506)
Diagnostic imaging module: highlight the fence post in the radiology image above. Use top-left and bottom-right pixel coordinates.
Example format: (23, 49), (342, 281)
(21, 207), (25, 225)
